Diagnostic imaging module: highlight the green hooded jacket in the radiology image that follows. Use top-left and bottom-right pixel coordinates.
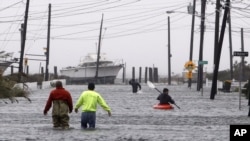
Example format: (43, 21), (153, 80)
(75, 90), (111, 112)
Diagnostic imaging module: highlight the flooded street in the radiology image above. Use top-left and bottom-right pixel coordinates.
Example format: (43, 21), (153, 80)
(0, 84), (249, 141)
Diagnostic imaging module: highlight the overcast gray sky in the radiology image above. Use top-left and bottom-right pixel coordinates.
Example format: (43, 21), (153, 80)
(1, 0), (250, 78)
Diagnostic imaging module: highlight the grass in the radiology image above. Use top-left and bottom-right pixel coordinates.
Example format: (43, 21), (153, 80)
(0, 74), (31, 103)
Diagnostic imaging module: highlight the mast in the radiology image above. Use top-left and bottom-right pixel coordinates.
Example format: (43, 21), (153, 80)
(95, 14), (104, 83)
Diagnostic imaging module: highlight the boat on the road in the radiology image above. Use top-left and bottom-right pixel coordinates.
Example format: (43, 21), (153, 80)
(0, 51), (16, 75)
(60, 53), (123, 84)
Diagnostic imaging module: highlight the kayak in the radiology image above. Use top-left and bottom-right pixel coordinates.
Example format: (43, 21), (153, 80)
(153, 104), (174, 110)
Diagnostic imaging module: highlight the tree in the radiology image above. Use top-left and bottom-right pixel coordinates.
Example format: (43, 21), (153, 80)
(207, 60), (250, 81)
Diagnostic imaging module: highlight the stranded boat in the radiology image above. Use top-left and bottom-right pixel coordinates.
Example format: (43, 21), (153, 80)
(60, 53), (123, 84)
(0, 51), (15, 75)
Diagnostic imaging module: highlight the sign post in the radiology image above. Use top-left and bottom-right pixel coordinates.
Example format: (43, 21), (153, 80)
(233, 51), (248, 110)
(233, 51), (248, 57)
(198, 60), (208, 96)
(198, 60), (208, 65)
(184, 61), (196, 88)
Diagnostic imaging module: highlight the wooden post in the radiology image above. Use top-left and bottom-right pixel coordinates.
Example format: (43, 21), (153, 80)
(132, 67), (135, 80)
(139, 67), (142, 83)
(144, 67), (148, 83)
(26, 66), (29, 75)
(149, 67), (153, 82)
(41, 67), (44, 74)
(54, 66), (58, 79)
(153, 67), (158, 83)
(41, 67), (44, 81)
(11, 66), (14, 75)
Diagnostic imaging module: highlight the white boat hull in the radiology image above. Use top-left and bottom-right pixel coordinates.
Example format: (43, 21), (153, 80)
(60, 65), (123, 84)
(0, 51), (15, 75)
(0, 61), (13, 74)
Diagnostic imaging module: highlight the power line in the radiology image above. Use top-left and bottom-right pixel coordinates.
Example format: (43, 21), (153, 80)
(0, 0), (23, 12)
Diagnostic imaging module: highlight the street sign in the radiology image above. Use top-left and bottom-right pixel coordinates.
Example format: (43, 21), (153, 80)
(184, 61), (196, 71)
(185, 71), (192, 79)
(233, 51), (248, 57)
(198, 60), (208, 65)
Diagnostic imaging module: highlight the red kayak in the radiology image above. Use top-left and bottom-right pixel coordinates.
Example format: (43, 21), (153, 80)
(153, 104), (174, 110)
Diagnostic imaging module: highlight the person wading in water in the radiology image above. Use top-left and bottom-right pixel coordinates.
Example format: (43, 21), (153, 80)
(43, 81), (73, 129)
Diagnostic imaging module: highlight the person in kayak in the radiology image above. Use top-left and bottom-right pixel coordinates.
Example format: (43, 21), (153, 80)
(157, 88), (175, 105)
(129, 79), (141, 93)
(74, 83), (111, 129)
(43, 81), (73, 129)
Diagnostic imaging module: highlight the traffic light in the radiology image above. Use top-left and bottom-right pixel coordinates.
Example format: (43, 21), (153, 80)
(24, 58), (28, 66)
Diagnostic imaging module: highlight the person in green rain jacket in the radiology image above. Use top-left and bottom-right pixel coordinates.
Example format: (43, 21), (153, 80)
(74, 83), (111, 129)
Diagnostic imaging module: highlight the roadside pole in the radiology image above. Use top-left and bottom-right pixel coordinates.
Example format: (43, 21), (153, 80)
(199, 61), (208, 96)
(239, 60), (242, 110)
(233, 51), (248, 110)
(198, 60), (208, 96)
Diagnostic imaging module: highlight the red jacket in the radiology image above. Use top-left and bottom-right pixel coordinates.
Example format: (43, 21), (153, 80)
(44, 87), (73, 113)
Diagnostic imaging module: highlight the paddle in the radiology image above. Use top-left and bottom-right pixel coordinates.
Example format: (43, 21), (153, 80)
(147, 81), (180, 109)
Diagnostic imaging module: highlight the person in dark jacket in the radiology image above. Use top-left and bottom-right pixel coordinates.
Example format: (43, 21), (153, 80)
(157, 88), (175, 105)
(44, 81), (73, 129)
(129, 79), (141, 93)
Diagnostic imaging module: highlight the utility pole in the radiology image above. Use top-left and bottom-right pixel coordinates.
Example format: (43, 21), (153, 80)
(18, 0), (30, 83)
(212, 0), (221, 91)
(197, 0), (207, 91)
(210, 0), (231, 99)
(214, 0), (221, 66)
(228, 2), (233, 80)
(45, 4), (51, 81)
(95, 14), (104, 83)
(168, 16), (171, 85)
(188, 0), (196, 88)
(19, 23), (24, 57)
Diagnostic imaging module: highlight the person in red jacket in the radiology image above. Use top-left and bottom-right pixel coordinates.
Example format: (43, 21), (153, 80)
(43, 81), (73, 129)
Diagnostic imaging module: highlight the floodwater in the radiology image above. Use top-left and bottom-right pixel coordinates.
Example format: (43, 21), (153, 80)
(0, 83), (249, 141)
